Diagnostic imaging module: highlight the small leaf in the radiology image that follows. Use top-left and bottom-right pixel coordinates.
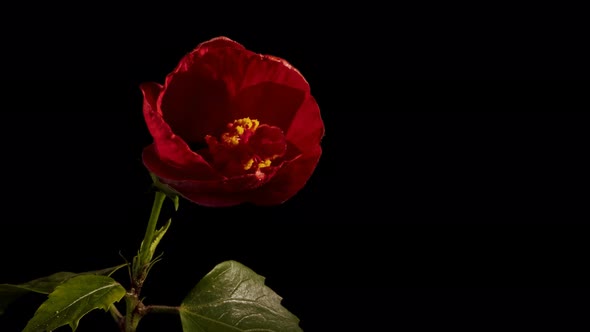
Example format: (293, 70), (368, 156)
(0, 264), (126, 315)
(22, 275), (125, 332)
(150, 172), (180, 210)
(150, 218), (172, 258)
(171, 195), (180, 211)
(180, 260), (302, 332)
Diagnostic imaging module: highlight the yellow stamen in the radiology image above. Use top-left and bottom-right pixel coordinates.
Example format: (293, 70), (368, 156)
(207, 117), (280, 175)
(218, 118), (262, 147)
(221, 132), (240, 146)
(258, 159), (272, 169)
(233, 117), (259, 131)
(251, 119), (260, 131)
(243, 158), (254, 170)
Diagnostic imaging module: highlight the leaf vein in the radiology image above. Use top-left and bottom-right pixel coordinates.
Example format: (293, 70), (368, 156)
(229, 277), (252, 297)
(235, 313), (265, 326)
(190, 299), (289, 318)
(184, 310), (276, 332)
(32, 282), (118, 329)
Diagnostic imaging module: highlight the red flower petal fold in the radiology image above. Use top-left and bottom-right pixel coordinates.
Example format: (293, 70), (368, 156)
(141, 36), (324, 207)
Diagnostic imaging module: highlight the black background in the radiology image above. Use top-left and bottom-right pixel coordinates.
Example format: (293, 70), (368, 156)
(1, 3), (589, 332)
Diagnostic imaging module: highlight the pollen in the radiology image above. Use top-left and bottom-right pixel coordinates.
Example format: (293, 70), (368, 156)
(243, 157), (272, 171)
(219, 118), (261, 146)
(206, 117), (286, 176)
(232, 117), (259, 131)
(243, 158), (255, 170)
(258, 159), (272, 169)
(221, 132), (240, 146)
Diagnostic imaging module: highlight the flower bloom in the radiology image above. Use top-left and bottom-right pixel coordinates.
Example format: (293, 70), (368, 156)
(141, 37), (324, 207)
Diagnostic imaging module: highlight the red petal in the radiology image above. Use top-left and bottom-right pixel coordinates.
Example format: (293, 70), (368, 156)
(196, 36), (246, 50)
(248, 124), (287, 159)
(159, 70), (233, 143)
(239, 53), (310, 93)
(143, 145), (283, 207)
(173, 36), (246, 74)
(249, 146), (322, 205)
(168, 39), (252, 98)
(140, 81), (164, 133)
(158, 38), (250, 142)
(285, 95), (325, 152)
(141, 82), (222, 180)
(159, 36), (312, 142)
(142, 144), (222, 181)
(180, 37), (309, 94)
(230, 82), (306, 131)
(141, 36), (322, 207)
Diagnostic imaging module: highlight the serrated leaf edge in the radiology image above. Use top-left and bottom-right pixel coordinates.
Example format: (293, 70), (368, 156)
(179, 260), (302, 332)
(23, 278), (124, 332)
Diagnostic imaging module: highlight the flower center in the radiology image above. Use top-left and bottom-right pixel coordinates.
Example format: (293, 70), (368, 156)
(205, 118), (287, 176)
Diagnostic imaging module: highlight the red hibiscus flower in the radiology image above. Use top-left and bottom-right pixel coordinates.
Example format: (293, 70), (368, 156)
(141, 36), (324, 207)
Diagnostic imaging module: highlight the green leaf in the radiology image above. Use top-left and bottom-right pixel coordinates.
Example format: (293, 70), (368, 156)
(171, 195), (180, 211)
(22, 275), (125, 332)
(180, 260), (302, 332)
(0, 264), (126, 315)
(150, 218), (172, 259)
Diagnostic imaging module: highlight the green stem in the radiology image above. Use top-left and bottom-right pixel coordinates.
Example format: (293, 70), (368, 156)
(109, 305), (123, 330)
(124, 190), (168, 332)
(109, 304), (123, 321)
(131, 191), (166, 289)
(138, 191), (167, 268)
(124, 294), (141, 332)
(145, 304), (181, 315)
